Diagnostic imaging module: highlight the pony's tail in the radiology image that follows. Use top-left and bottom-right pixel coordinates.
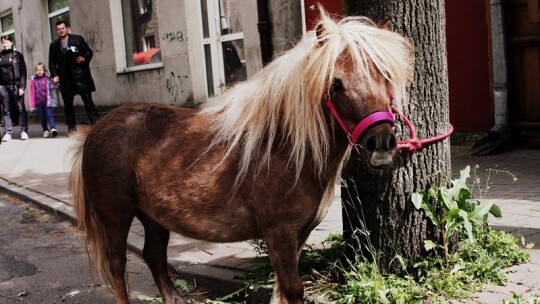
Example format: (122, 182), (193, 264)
(69, 129), (115, 289)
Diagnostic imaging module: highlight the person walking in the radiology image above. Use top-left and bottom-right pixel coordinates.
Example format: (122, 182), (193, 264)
(48, 20), (99, 136)
(28, 62), (58, 138)
(0, 35), (28, 142)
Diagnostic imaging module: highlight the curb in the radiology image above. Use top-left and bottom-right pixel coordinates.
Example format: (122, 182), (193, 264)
(0, 177), (251, 300)
(0, 178), (76, 223)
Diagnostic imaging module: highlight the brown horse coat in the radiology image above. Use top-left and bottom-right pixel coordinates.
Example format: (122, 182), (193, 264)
(71, 8), (414, 304)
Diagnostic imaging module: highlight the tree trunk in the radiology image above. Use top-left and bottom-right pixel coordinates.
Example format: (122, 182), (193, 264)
(341, 0), (452, 273)
(267, 0), (303, 56)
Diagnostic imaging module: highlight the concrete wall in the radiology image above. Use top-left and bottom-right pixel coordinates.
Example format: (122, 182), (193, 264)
(72, 0), (194, 106)
(3, 0), (262, 108)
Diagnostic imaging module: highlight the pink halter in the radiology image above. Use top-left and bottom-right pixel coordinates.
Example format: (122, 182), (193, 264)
(325, 97), (395, 145)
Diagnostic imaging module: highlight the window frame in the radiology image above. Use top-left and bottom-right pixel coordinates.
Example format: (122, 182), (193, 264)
(47, 1), (70, 40)
(109, 0), (163, 73)
(0, 11), (15, 38)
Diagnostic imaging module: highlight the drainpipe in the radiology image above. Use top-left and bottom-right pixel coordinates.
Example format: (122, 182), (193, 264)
(257, 0), (273, 66)
(472, 0), (512, 154)
(491, 0), (510, 130)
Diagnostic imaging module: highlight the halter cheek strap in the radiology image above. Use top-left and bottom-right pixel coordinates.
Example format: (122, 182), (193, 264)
(325, 98), (395, 145)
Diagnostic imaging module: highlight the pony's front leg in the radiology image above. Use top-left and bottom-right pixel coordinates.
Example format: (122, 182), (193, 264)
(137, 212), (186, 304)
(264, 229), (304, 304)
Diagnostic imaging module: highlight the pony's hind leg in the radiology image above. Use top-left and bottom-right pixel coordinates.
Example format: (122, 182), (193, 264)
(100, 207), (136, 304)
(109, 235), (131, 304)
(136, 212), (186, 304)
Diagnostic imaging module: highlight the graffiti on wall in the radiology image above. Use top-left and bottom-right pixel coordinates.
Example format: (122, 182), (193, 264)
(84, 22), (103, 52)
(166, 71), (189, 103)
(162, 31), (184, 43)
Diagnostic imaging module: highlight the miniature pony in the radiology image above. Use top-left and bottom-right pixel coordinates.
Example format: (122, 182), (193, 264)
(70, 10), (413, 304)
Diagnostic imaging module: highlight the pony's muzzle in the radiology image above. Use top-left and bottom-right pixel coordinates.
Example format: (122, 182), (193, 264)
(361, 124), (397, 167)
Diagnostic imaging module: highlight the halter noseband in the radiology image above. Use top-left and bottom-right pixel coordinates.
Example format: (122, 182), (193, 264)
(325, 97), (395, 145)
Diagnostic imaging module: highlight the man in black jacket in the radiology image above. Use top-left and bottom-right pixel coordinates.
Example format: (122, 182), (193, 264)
(0, 35), (28, 142)
(49, 20), (99, 136)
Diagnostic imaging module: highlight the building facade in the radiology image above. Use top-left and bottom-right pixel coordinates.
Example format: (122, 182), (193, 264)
(4, 0), (537, 147)
(0, 0), (264, 107)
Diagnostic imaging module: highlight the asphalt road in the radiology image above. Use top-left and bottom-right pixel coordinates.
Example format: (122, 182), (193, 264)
(0, 193), (210, 304)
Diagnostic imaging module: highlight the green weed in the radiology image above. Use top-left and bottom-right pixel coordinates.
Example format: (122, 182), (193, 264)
(503, 293), (540, 304)
(212, 165), (532, 303)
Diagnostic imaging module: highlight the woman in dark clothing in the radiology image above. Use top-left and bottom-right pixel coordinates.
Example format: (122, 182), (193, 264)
(0, 35), (28, 142)
(48, 20), (99, 136)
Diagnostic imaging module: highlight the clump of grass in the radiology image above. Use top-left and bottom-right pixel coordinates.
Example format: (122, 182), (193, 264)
(308, 226), (531, 303)
(503, 293), (540, 304)
(214, 226), (531, 304)
(213, 166), (532, 303)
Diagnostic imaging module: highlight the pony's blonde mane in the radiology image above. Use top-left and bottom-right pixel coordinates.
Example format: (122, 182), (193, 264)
(202, 11), (414, 185)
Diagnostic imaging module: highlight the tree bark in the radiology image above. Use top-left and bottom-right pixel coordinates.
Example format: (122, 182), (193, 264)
(341, 0), (452, 273)
(267, 0), (303, 56)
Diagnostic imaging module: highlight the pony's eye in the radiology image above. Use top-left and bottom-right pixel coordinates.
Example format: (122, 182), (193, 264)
(332, 78), (344, 92)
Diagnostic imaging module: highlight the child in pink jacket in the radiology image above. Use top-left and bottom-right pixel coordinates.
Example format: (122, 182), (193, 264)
(29, 62), (58, 138)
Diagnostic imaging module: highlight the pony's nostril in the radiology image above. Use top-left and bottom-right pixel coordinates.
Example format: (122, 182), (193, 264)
(388, 133), (397, 150)
(361, 126), (397, 153)
(371, 132), (396, 152)
(366, 136), (377, 152)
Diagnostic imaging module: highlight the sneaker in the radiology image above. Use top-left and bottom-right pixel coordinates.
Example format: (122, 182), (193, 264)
(43, 130), (50, 138)
(51, 128), (58, 138)
(66, 128), (77, 137)
(20, 131), (29, 140)
(2, 133), (11, 142)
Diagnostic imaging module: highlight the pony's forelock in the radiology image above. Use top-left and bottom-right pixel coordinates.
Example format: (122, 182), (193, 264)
(202, 10), (414, 187)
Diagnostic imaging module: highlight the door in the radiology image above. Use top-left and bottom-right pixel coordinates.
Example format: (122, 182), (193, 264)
(445, 0), (493, 132)
(303, 0), (341, 32)
(201, 0), (247, 97)
(505, 0), (540, 147)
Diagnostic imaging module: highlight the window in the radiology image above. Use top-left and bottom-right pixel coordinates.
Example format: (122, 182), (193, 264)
(0, 13), (15, 44)
(122, 0), (161, 67)
(47, 0), (70, 40)
(138, 0), (152, 15)
(143, 35), (155, 51)
(201, 0), (247, 96)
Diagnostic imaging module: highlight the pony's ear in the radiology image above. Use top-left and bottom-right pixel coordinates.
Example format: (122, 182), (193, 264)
(315, 23), (326, 47)
(378, 17), (390, 30)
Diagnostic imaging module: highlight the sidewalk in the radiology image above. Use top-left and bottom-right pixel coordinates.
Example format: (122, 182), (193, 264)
(0, 122), (538, 302)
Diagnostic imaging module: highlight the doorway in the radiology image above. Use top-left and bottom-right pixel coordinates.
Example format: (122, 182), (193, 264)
(200, 0), (247, 96)
(504, 0), (540, 147)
